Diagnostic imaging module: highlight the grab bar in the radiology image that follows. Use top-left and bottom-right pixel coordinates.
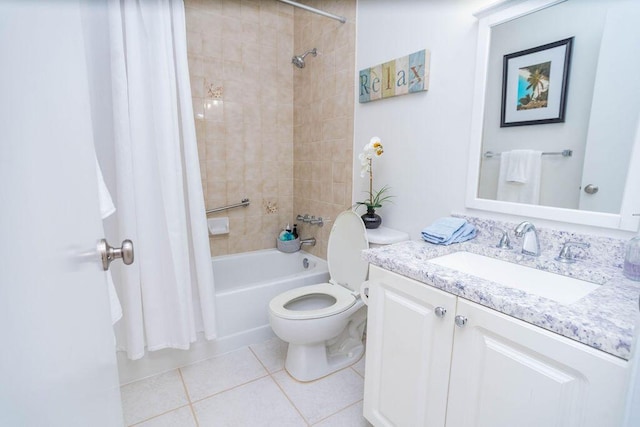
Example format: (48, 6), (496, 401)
(206, 198), (250, 215)
(484, 149), (572, 158)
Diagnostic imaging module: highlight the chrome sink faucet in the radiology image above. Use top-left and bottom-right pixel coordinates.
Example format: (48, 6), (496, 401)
(514, 221), (540, 257)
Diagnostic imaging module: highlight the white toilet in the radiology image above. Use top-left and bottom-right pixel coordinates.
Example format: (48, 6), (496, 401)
(268, 210), (409, 382)
(365, 225), (410, 249)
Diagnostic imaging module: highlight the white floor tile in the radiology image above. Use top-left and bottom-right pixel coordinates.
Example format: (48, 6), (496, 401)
(351, 353), (366, 378)
(313, 401), (371, 427)
(135, 406), (197, 427)
(120, 369), (189, 426)
(193, 377), (307, 427)
(249, 337), (288, 373)
(180, 347), (267, 401)
(273, 368), (365, 424)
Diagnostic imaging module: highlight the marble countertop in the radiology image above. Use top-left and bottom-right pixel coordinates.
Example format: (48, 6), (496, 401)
(363, 239), (640, 360)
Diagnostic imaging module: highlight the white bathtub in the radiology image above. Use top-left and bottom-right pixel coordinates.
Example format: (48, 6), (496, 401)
(118, 249), (329, 384)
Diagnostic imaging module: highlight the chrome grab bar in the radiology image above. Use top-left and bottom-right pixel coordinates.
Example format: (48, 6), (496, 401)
(206, 198), (250, 215)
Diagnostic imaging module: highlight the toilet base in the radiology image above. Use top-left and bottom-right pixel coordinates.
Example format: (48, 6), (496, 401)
(285, 341), (365, 382)
(284, 307), (367, 382)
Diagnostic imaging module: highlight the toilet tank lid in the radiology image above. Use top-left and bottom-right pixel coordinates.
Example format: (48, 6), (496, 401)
(366, 226), (410, 245)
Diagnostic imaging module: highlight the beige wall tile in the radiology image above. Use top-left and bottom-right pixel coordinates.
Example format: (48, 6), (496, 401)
(187, 0), (354, 258)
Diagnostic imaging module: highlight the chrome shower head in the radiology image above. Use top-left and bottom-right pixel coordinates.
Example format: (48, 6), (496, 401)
(292, 48), (317, 68)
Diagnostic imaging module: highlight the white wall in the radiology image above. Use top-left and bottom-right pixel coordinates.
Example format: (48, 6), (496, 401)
(354, 0), (486, 241)
(353, 0), (637, 240)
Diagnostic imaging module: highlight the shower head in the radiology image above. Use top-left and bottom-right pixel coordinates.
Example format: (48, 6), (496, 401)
(292, 48), (317, 68)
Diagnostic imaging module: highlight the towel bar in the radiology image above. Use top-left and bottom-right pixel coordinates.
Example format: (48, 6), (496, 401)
(484, 149), (572, 158)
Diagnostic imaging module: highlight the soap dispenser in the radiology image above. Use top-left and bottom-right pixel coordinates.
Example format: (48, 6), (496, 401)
(624, 233), (640, 281)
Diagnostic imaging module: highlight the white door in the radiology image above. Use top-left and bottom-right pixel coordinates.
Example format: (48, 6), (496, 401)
(446, 299), (629, 427)
(0, 2), (123, 426)
(364, 266), (457, 427)
(578, 0), (640, 213)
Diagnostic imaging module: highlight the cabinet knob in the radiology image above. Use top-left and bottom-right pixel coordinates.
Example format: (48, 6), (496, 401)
(454, 315), (468, 327)
(434, 306), (447, 318)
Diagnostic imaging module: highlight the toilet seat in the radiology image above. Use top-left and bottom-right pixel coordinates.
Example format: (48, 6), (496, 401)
(269, 283), (357, 320)
(269, 211), (368, 322)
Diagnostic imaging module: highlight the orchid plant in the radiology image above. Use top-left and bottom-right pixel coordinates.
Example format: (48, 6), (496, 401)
(357, 137), (392, 210)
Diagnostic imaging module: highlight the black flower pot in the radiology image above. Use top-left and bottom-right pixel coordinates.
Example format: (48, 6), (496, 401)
(361, 206), (382, 229)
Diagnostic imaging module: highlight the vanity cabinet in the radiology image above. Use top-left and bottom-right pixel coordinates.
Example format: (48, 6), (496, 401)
(363, 265), (629, 427)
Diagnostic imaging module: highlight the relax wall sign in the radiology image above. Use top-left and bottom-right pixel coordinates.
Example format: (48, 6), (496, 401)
(359, 49), (430, 103)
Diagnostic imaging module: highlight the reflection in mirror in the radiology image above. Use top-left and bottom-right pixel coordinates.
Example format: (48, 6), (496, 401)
(476, 0), (640, 215)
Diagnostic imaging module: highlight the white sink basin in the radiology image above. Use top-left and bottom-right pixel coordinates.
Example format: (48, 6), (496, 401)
(427, 251), (598, 304)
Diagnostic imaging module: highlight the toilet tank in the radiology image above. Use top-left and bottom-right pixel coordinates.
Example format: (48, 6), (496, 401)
(366, 226), (410, 248)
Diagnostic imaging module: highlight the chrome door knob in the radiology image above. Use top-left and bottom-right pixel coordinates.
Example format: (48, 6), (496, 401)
(454, 315), (468, 327)
(434, 306), (447, 318)
(584, 184), (599, 194)
(98, 238), (134, 271)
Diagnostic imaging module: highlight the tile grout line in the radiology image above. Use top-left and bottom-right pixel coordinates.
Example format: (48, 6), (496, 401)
(248, 345), (312, 427)
(309, 399), (365, 426)
(128, 403), (192, 427)
(188, 373), (272, 405)
(351, 364), (365, 379)
(178, 368), (200, 427)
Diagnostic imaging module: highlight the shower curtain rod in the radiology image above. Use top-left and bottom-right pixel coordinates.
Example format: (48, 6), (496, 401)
(276, 0), (346, 24)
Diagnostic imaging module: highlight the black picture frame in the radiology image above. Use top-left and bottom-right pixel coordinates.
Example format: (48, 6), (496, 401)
(500, 37), (573, 127)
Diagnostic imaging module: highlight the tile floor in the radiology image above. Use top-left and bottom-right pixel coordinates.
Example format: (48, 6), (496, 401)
(120, 337), (372, 426)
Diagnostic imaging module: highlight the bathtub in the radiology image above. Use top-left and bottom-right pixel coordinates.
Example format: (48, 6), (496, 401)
(117, 249), (329, 384)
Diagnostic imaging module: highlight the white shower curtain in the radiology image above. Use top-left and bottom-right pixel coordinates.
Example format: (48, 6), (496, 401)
(107, 0), (216, 360)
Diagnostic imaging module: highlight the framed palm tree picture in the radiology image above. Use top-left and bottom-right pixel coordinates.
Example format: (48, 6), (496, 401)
(500, 37), (573, 127)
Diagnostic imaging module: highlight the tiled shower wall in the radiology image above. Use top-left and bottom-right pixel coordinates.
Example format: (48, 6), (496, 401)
(185, 0), (355, 258)
(292, 0), (357, 258)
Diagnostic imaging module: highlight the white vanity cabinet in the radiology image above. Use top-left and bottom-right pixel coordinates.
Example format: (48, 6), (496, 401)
(446, 298), (628, 426)
(363, 265), (629, 427)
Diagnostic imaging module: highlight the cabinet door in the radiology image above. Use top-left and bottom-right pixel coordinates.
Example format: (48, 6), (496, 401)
(364, 266), (457, 427)
(446, 299), (629, 427)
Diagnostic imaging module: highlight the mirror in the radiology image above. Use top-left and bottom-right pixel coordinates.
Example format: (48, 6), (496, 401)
(466, 0), (640, 231)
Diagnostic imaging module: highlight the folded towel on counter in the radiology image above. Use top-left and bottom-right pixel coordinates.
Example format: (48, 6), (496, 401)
(421, 217), (477, 245)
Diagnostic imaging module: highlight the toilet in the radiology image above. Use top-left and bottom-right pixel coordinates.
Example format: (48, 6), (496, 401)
(268, 210), (409, 382)
(366, 225), (410, 249)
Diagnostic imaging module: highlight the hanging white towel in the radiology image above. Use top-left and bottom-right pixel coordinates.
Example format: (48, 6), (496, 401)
(504, 150), (532, 183)
(96, 157), (122, 325)
(496, 150), (542, 204)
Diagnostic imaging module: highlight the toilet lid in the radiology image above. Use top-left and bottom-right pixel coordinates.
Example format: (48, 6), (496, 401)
(327, 210), (369, 292)
(269, 283), (357, 320)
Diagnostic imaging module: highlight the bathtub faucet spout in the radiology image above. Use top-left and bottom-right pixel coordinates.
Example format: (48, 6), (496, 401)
(300, 237), (316, 246)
